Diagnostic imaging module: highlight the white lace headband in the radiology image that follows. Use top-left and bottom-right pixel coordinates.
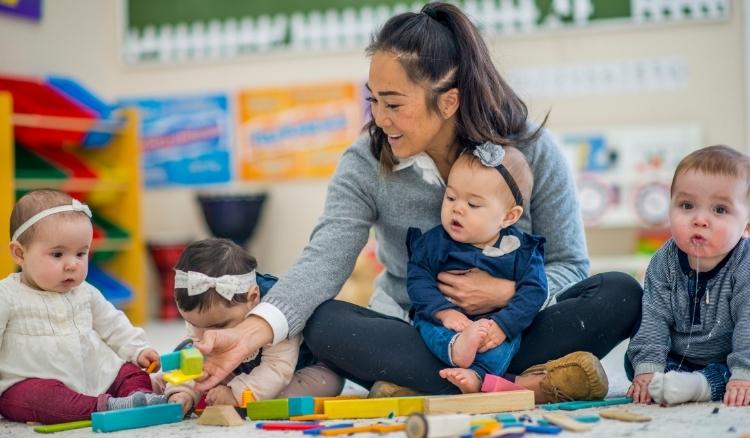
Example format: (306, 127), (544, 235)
(12, 199), (92, 241)
(174, 269), (257, 301)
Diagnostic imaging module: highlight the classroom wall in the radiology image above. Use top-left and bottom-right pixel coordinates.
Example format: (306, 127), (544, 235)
(1, 0), (746, 316)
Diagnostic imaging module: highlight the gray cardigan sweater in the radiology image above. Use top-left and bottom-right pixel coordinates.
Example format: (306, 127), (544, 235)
(263, 129), (589, 337)
(628, 239), (750, 381)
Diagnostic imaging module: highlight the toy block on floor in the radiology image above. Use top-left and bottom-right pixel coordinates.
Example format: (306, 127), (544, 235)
(33, 419), (91, 433)
(541, 413), (592, 432)
(289, 396), (315, 416)
(91, 403), (182, 432)
(161, 351), (180, 372)
(423, 390), (534, 415)
(314, 395), (363, 414)
(324, 398), (400, 419)
(405, 413), (471, 438)
(396, 397), (425, 415)
(542, 396), (631, 411)
(180, 348), (203, 375)
(197, 405), (244, 426)
(599, 409), (651, 422)
(247, 399), (289, 420)
(163, 369), (203, 385)
(480, 374), (525, 392)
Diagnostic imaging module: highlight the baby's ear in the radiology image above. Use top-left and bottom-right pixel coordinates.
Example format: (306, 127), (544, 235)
(247, 285), (261, 305)
(8, 241), (25, 265)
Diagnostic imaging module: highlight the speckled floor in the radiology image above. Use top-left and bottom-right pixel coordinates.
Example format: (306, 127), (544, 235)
(1, 321), (748, 437)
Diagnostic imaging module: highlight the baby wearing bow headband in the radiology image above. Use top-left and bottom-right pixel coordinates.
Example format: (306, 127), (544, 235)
(0, 189), (166, 425)
(406, 144), (549, 393)
(157, 238), (343, 413)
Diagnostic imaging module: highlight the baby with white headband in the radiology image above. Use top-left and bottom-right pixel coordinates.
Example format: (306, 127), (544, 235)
(406, 144), (549, 394)
(0, 189), (167, 425)
(157, 238), (343, 413)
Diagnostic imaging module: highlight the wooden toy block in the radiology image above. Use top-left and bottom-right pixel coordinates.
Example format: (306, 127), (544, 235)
(247, 398), (289, 420)
(197, 405), (245, 426)
(145, 361), (158, 373)
(320, 425), (377, 436)
(494, 413), (517, 424)
(472, 421), (501, 436)
(241, 389), (255, 406)
(324, 398), (400, 419)
(542, 396), (631, 411)
(261, 423), (324, 431)
(160, 351), (180, 372)
(525, 424), (563, 434)
(163, 369), (203, 385)
(303, 423), (355, 435)
(180, 347), (203, 375)
(33, 419), (91, 433)
(91, 403), (182, 432)
(406, 413), (472, 438)
(370, 423), (406, 433)
(396, 396), (425, 415)
(480, 374), (525, 392)
(598, 409), (651, 422)
(314, 395), (362, 414)
(538, 414), (599, 426)
(541, 413), (592, 432)
(290, 414), (329, 421)
(289, 396), (315, 416)
(423, 390), (534, 415)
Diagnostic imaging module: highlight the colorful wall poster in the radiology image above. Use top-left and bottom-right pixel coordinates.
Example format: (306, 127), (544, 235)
(0, 0), (42, 21)
(118, 93), (232, 187)
(237, 81), (363, 181)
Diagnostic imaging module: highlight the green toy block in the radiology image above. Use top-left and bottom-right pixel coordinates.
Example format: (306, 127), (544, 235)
(91, 403), (182, 432)
(247, 399), (289, 420)
(180, 348), (203, 375)
(289, 396), (315, 416)
(33, 419), (91, 433)
(542, 396), (632, 411)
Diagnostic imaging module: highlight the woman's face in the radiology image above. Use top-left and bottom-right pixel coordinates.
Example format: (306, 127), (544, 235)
(367, 50), (455, 161)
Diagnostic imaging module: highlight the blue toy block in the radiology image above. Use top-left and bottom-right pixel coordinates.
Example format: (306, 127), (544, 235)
(161, 351), (181, 372)
(288, 396), (315, 416)
(91, 403), (182, 432)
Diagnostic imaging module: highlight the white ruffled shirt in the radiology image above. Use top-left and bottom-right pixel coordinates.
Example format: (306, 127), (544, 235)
(0, 273), (149, 396)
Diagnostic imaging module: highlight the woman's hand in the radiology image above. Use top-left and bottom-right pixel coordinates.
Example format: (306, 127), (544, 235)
(193, 315), (273, 391)
(435, 309), (471, 332)
(724, 379), (750, 406)
(437, 268), (515, 315)
(478, 319), (506, 353)
(626, 373), (654, 404)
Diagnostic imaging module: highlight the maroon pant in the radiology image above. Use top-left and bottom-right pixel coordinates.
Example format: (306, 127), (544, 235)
(0, 363), (152, 424)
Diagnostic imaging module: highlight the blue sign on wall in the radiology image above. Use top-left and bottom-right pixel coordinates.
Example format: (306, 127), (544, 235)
(118, 93), (232, 187)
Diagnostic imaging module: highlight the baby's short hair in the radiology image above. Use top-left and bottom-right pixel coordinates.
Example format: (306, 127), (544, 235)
(10, 189), (82, 244)
(672, 145), (750, 198)
(174, 238), (258, 312)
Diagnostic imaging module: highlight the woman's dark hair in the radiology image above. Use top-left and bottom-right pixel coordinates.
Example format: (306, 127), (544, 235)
(365, 2), (546, 172)
(174, 238), (258, 312)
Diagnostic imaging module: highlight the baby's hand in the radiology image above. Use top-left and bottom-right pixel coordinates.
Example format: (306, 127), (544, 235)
(724, 379), (750, 406)
(168, 392), (194, 416)
(138, 348), (160, 371)
(478, 320), (506, 352)
(435, 309), (471, 332)
(206, 385), (238, 406)
(627, 373), (654, 404)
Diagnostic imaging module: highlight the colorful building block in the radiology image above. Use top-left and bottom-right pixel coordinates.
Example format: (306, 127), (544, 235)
(33, 420), (91, 433)
(480, 374), (525, 392)
(289, 396), (315, 416)
(163, 369), (203, 385)
(91, 403), (182, 432)
(396, 397), (424, 416)
(247, 399), (289, 420)
(541, 396), (632, 411)
(160, 351), (181, 372)
(313, 395), (363, 414)
(324, 398), (400, 419)
(180, 348), (203, 375)
(424, 390), (534, 415)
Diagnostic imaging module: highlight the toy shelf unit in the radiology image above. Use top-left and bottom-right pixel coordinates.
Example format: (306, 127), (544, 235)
(0, 76), (148, 325)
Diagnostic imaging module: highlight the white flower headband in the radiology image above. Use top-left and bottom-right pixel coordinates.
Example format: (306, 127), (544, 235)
(174, 269), (257, 301)
(12, 199), (92, 241)
(472, 142), (524, 207)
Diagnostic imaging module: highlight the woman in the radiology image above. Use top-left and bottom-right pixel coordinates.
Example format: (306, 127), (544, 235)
(194, 2), (642, 402)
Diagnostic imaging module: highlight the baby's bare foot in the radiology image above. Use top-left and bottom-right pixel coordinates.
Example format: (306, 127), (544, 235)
(451, 320), (488, 368)
(439, 368), (482, 393)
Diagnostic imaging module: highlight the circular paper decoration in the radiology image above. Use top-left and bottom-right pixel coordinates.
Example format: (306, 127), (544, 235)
(633, 181), (671, 226)
(577, 176), (614, 226)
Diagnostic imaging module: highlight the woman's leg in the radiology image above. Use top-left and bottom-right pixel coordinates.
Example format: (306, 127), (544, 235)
(508, 272), (643, 373)
(0, 378), (98, 424)
(303, 300), (459, 395)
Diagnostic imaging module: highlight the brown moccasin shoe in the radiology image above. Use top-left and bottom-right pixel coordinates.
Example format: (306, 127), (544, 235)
(520, 351), (609, 402)
(368, 380), (421, 398)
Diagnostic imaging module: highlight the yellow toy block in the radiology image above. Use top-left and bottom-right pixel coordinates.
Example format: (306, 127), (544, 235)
(324, 398), (400, 419)
(396, 397), (425, 416)
(314, 395), (363, 414)
(424, 390), (534, 415)
(163, 370), (203, 385)
(180, 348), (203, 375)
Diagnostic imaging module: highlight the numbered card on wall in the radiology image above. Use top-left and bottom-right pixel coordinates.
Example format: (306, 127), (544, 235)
(118, 93), (232, 187)
(236, 81), (363, 181)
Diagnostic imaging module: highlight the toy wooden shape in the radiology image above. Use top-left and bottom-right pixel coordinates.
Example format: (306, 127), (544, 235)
(406, 413), (472, 438)
(197, 405), (245, 426)
(541, 413), (592, 432)
(542, 396), (632, 411)
(481, 374), (525, 392)
(180, 347), (203, 375)
(396, 397), (425, 416)
(241, 389), (255, 406)
(324, 398), (400, 419)
(423, 390), (534, 415)
(91, 403), (182, 432)
(163, 369), (202, 385)
(289, 396), (315, 416)
(247, 398), (289, 420)
(33, 419), (91, 433)
(160, 351), (181, 372)
(599, 408), (651, 422)
(314, 395), (363, 414)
